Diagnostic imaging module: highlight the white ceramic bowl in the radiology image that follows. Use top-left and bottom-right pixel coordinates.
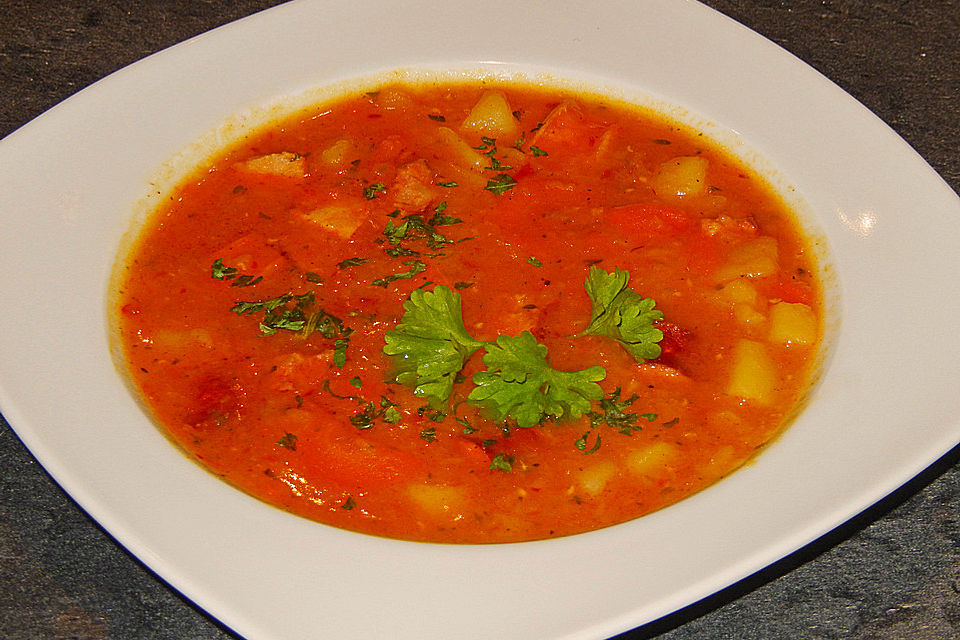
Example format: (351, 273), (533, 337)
(1, 1), (958, 639)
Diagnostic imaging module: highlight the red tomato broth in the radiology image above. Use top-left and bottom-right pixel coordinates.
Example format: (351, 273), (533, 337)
(115, 80), (823, 543)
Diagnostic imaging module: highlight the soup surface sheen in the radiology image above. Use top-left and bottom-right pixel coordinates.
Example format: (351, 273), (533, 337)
(116, 80), (822, 543)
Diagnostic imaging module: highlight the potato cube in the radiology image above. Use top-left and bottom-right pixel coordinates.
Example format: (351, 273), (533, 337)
(236, 152), (305, 178)
(626, 441), (678, 477)
(577, 460), (618, 496)
(434, 127), (488, 172)
(460, 90), (519, 138)
(714, 236), (779, 284)
(768, 302), (818, 345)
(726, 339), (776, 404)
(718, 279), (758, 306)
(733, 302), (767, 328)
(301, 205), (363, 239)
(319, 139), (356, 166)
(651, 156), (708, 197)
(407, 483), (466, 518)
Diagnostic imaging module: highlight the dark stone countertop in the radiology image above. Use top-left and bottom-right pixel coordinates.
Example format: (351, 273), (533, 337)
(1, 1), (958, 638)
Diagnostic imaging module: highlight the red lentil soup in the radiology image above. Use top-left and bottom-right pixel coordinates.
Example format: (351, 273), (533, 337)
(115, 80), (822, 543)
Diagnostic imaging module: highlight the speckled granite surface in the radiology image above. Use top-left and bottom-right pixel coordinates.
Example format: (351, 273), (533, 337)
(1, 1), (958, 638)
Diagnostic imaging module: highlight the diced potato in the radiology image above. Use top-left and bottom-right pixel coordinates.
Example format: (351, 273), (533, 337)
(726, 339), (776, 404)
(301, 205), (364, 239)
(407, 483), (466, 518)
(651, 156), (708, 198)
(236, 152), (305, 178)
(698, 445), (741, 482)
(460, 90), (519, 138)
(626, 441), (678, 477)
(434, 127), (488, 172)
(577, 460), (618, 496)
(718, 279), (758, 306)
(733, 302), (767, 328)
(319, 139), (356, 166)
(768, 301), (818, 345)
(714, 236), (779, 284)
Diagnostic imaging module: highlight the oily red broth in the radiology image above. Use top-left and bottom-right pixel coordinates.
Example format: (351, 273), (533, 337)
(115, 80), (822, 543)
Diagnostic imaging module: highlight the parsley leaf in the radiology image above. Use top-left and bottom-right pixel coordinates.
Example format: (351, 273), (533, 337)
(574, 431), (602, 454)
(276, 432), (298, 451)
(468, 332), (605, 428)
(383, 285), (486, 407)
(211, 259), (262, 287)
(231, 291), (353, 366)
(489, 453), (515, 472)
(586, 386), (656, 436)
(338, 257), (370, 269)
(484, 173), (518, 195)
(363, 183), (386, 199)
(371, 259), (427, 287)
(578, 266), (664, 362)
(211, 258), (238, 280)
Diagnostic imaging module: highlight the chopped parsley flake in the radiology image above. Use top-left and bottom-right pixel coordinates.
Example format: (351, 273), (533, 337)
(484, 173), (518, 195)
(363, 183), (387, 199)
(489, 453), (515, 472)
(276, 432), (297, 451)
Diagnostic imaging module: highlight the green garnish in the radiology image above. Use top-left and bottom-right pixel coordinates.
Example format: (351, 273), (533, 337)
(349, 376), (363, 388)
(305, 271), (324, 283)
(436, 180), (458, 187)
(574, 431), (602, 454)
(419, 426), (437, 443)
(230, 291), (352, 366)
(231, 292), (314, 335)
(333, 338), (349, 368)
(380, 213), (455, 256)
(211, 258), (238, 280)
(468, 332), (605, 428)
(527, 256), (542, 267)
(211, 259), (263, 287)
(363, 183), (386, 199)
(586, 387), (652, 435)
(341, 496), (356, 510)
(529, 145), (548, 157)
(276, 432), (297, 451)
(457, 416), (477, 434)
(484, 173), (518, 195)
(338, 257), (370, 269)
(489, 453), (515, 472)
(371, 259), (427, 287)
(383, 285), (486, 407)
(578, 266), (664, 362)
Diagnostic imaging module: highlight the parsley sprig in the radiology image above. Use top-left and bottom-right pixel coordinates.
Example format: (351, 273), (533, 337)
(383, 286), (486, 406)
(578, 266), (664, 363)
(468, 332), (605, 428)
(383, 285), (606, 427)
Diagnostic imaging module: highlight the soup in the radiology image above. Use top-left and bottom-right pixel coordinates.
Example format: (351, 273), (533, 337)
(114, 79), (822, 543)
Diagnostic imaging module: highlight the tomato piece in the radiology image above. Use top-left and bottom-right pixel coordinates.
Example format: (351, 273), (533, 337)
(530, 102), (609, 157)
(772, 276), (814, 305)
(655, 321), (691, 361)
(187, 376), (244, 430)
